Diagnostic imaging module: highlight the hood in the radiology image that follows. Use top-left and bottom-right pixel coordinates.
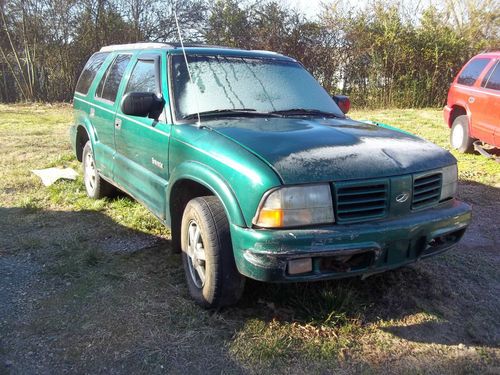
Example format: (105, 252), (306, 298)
(206, 117), (456, 184)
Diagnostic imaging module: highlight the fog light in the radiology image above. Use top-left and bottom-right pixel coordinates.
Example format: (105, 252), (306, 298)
(288, 258), (312, 275)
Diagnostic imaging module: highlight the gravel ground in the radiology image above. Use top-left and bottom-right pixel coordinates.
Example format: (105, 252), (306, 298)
(0, 181), (499, 374)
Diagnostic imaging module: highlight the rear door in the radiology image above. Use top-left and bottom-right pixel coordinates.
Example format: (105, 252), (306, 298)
(454, 58), (490, 138)
(92, 53), (132, 178)
(453, 58), (491, 141)
(113, 52), (171, 220)
(479, 60), (500, 147)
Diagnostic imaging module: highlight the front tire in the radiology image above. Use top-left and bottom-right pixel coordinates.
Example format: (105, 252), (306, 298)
(181, 196), (245, 308)
(82, 141), (115, 199)
(450, 115), (474, 153)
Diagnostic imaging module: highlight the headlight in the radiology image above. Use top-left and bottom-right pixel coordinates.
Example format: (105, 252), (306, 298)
(253, 184), (335, 228)
(440, 164), (458, 201)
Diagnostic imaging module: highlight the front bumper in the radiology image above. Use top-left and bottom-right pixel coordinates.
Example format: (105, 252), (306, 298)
(230, 200), (471, 282)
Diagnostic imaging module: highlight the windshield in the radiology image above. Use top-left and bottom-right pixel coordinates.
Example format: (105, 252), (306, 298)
(170, 54), (344, 120)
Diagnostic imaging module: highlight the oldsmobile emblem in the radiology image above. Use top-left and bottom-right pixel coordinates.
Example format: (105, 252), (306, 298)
(395, 192), (410, 203)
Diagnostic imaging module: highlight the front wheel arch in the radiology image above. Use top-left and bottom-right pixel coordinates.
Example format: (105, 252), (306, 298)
(167, 169), (246, 254)
(180, 196), (245, 308)
(167, 161), (247, 227)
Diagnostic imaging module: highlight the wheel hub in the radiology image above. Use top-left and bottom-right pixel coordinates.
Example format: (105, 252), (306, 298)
(187, 220), (206, 288)
(451, 124), (464, 148)
(84, 151), (97, 191)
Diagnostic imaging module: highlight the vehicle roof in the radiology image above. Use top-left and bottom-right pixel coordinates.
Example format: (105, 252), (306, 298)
(472, 51), (500, 59)
(99, 42), (296, 61)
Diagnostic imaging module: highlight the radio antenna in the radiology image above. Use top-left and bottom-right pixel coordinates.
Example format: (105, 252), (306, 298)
(173, 9), (201, 126)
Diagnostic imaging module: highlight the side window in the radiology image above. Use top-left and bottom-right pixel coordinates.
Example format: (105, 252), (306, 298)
(125, 60), (159, 94)
(95, 54), (131, 102)
(482, 62), (500, 91)
(75, 52), (109, 95)
(457, 58), (490, 86)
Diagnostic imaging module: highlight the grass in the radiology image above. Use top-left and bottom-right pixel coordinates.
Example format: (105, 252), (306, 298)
(0, 103), (499, 374)
(352, 108), (500, 186)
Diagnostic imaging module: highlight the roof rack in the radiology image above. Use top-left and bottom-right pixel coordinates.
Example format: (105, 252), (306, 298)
(99, 42), (287, 57)
(100, 42), (173, 52)
(100, 42), (245, 52)
(167, 42), (235, 49)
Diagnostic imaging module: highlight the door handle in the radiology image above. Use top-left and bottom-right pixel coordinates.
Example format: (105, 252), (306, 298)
(115, 118), (122, 129)
(468, 96), (475, 104)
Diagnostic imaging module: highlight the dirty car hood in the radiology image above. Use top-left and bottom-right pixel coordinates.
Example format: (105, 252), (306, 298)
(207, 117), (456, 184)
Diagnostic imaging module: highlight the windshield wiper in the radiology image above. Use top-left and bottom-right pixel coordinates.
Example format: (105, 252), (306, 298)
(183, 108), (281, 120)
(270, 108), (344, 118)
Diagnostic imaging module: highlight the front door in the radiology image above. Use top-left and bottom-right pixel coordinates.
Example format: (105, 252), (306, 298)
(113, 52), (171, 220)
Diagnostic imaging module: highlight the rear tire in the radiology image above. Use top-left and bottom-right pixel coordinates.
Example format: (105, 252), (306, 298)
(450, 115), (474, 153)
(181, 196), (245, 308)
(82, 141), (115, 199)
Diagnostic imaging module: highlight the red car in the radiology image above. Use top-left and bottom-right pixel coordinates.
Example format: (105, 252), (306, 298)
(444, 51), (500, 152)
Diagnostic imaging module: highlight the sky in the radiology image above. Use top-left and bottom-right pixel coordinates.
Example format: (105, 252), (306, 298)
(286, 0), (325, 17)
(284, 0), (368, 18)
(284, 0), (452, 19)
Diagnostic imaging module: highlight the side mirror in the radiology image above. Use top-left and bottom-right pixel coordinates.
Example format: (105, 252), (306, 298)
(121, 92), (164, 119)
(332, 95), (350, 114)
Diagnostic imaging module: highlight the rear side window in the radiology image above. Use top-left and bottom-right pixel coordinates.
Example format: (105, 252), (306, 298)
(457, 58), (490, 86)
(482, 62), (500, 91)
(95, 54), (132, 102)
(75, 53), (109, 95)
(125, 60), (159, 94)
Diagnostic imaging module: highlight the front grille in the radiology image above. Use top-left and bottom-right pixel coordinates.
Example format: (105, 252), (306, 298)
(334, 181), (388, 223)
(412, 173), (442, 209)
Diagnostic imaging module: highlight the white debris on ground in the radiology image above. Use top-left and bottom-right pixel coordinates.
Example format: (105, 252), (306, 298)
(31, 168), (78, 186)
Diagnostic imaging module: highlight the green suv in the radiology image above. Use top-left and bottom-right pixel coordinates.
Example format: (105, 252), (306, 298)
(70, 43), (472, 307)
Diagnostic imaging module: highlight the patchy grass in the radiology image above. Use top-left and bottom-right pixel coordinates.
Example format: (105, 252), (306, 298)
(351, 108), (500, 186)
(0, 104), (499, 374)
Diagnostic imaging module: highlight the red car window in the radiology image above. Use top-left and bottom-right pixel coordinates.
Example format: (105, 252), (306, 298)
(457, 58), (490, 86)
(482, 61), (500, 91)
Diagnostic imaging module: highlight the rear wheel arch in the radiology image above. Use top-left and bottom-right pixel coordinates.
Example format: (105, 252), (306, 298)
(82, 141), (115, 198)
(75, 119), (99, 162)
(75, 125), (90, 162)
(450, 114), (475, 153)
(449, 105), (468, 129)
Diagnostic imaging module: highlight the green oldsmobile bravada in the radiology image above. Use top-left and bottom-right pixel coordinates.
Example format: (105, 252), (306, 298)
(70, 43), (471, 307)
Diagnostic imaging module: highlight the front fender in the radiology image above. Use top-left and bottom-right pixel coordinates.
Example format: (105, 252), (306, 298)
(167, 160), (247, 227)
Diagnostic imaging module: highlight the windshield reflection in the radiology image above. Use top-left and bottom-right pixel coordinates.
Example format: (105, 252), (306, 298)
(171, 54), (344, 121)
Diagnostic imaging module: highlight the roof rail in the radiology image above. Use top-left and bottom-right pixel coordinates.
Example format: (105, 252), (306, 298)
(167, 42), (235, 49)
(99, 42), (287, 57)
(100, 42), (173, 52)
(250, 49), (283, 56)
